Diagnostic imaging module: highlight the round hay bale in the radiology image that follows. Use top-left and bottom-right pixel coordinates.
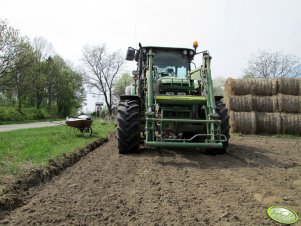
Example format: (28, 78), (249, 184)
(277, 78), (300, 95)
(224, 78), (236, 109)
(224, 78), (251, 96)
(225, 78), (278, 97)
(229, 95), (253, 112)
(252, 96), (278, 112)
(278, 94), (301, 113)
(281, 113), (301, 135)
(224, 78), (235, 97)
(250, 79), (278, 96)
(230, 111), (256, 133)
(256, 112), (281, 134)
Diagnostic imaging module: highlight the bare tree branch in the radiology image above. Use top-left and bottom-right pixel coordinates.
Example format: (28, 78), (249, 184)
(81, 44), (124, 115)
(244, 50), (301, 78)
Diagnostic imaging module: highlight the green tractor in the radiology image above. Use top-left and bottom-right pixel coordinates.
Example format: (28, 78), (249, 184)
(117, 42), (230, 154)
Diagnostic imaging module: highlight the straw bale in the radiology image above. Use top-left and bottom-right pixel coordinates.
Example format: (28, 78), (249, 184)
(224, 78), (279, 98)
(281, 113), (301, 135)
(228, 95), (253, 112)
(224, 78), (234, 109)
(256, 112), (281, 134)
(278, 94), (301, 113)
(224, 78), (235, 97)
(224, 78), (251, 109)
(252, 96), (278, 112)
(224, 78), (251, 96)
(277, 78), (300, 95)
(230, 111), (256, 133)
(250, 79), (278, 96)
(228, 95), (278, 113)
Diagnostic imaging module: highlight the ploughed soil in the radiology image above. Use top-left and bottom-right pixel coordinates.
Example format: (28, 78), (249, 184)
(1, 134), (300, 225)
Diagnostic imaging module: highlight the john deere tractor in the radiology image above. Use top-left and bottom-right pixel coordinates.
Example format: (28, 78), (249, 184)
(117, 42), (229, 154)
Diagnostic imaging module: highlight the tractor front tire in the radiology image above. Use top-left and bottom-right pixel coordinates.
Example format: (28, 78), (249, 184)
(216, 101), (230, 154)
(117, 100), (140, 154)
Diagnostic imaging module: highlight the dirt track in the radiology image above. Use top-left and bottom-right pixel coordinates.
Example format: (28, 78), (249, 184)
(2, 135), (301, 225)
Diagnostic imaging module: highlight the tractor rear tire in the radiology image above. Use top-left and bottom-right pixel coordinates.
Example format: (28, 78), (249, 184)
(215, 101), (230, 154)
(117, 100), (140, 154)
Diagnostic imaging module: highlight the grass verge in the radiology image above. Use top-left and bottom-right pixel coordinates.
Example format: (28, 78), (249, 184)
(0, 120), (115, 180)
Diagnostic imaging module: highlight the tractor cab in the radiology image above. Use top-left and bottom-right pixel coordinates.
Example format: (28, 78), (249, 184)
(151, 47), (193, 79)
(142, 47), (195, 96)
(141, 47), (194, 77)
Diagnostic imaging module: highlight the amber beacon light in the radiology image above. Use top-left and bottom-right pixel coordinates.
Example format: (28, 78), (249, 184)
(193, 41), (199, 50)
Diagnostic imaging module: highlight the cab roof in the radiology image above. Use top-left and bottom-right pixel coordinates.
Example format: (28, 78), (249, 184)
(142, 46), (195, 54)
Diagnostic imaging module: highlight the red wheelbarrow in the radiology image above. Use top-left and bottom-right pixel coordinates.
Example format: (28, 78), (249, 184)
(65, 115), (93, 137)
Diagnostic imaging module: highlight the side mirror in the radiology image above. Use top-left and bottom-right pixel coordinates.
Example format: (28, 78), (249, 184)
(125, 47), (136, 61)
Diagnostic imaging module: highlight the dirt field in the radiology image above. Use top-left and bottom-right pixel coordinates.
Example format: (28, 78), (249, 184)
(1, 134), (301, 225)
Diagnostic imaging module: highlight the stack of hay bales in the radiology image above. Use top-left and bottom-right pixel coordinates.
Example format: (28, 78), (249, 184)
(225, 78), (301, 135)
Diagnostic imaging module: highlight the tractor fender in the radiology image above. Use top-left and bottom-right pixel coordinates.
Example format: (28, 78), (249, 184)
(120, 95), (140, 102)
(214, 95), (224, 103)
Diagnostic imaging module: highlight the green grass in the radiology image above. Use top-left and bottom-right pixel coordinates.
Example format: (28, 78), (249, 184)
(0, 120), (116, 178)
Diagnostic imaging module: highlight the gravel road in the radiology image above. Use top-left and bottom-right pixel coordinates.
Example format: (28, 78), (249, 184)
(2, 135), (301, 225)
(0, 121), (64, 132)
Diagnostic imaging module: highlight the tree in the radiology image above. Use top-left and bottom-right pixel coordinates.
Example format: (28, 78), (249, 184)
(9, 40), (36, 111)
(212, 77), (225, 96)
(32, 37), (54, 109)
(56, 68), (85, 116)
(82, 44), (124, 115)
(50, 55), (85, 116)
(44, 56), (55, 111)
(0, 18), (85, 119)
(113, 73), (133, 98)
(0, 19), (25, 82)
(243, 50), (301, 78)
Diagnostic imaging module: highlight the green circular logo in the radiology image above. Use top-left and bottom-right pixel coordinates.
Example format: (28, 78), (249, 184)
(267, 206), (299, 224)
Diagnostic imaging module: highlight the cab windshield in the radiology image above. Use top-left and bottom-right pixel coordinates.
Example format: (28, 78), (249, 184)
(153, 51), (189, 79)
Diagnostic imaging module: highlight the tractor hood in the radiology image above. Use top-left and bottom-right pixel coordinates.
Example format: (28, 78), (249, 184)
(157, 76), (191, 94)
(159, 77), (190, 85)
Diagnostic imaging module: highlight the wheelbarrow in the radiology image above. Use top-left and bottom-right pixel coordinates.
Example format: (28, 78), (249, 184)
(65, 115), (93, 137)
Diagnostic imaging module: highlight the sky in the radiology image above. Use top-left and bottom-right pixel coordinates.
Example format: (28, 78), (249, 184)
(1, 0), (301, 111)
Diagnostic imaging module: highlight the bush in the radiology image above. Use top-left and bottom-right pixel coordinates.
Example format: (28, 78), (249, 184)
(0, 107), (53, 122)
(0, 107), (25, 121)
(23, 108), (49, 120)
(9, 109), (26, 121)
(0, 108), (7, 121)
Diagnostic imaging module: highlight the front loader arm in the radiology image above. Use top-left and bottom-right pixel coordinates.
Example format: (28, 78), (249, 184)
(202, 52), (217, 117)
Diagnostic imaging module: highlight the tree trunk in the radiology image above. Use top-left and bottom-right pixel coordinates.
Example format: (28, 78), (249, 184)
(103, 91), (112, 116)
(36, 90), (42, 109)
(47, 89), (52, 111)
(18, 97), (22, 112)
